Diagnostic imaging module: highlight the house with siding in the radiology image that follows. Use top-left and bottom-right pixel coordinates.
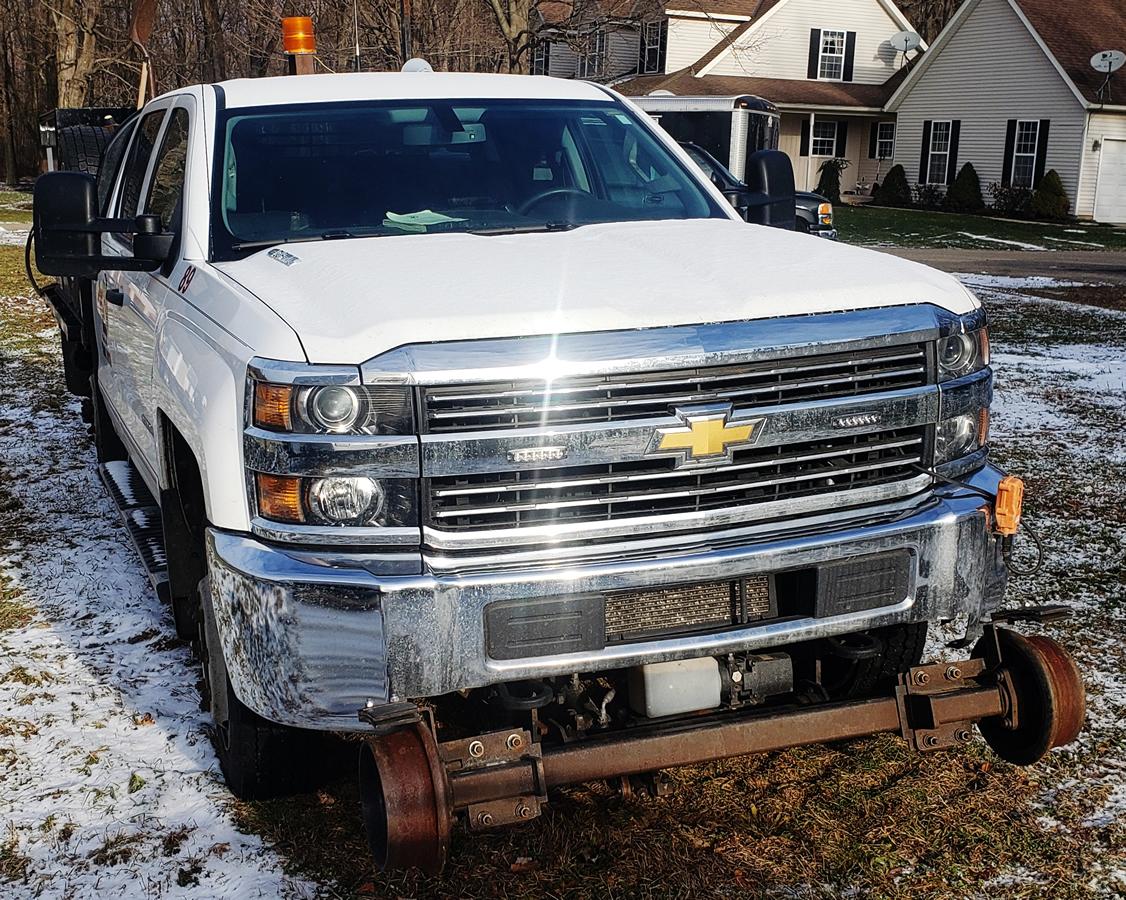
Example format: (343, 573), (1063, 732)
(533, 1), (666, 82)
(612, 0), (924, 192)
(886, 0), (1126, 222)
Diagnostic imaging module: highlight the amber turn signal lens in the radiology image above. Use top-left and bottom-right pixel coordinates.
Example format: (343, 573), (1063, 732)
(257, 473), (305, 523)
(254, 383), (293, 430)
(978, 407), (991, 446)
(282, 16), (316, 54)
(994, 475), (1024, 536)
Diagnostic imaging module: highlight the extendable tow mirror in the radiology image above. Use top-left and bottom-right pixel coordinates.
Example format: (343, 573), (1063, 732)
(33, 172), (174, 277)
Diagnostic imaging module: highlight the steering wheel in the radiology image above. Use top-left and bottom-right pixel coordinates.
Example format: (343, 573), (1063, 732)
(517, 188), (589, 216)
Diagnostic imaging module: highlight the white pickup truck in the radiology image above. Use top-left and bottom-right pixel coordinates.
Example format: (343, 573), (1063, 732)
(32, 71), (1084, 873)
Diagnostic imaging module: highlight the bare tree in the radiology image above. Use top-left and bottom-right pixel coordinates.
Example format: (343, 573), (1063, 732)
(481, 0), (534, 72)
(49, 0), (101, 106)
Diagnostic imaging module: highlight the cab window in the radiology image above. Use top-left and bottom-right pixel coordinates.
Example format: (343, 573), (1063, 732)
(97, 118), (137, 215)
(143, 108), (190, 233)
(116, 110), (165, 221)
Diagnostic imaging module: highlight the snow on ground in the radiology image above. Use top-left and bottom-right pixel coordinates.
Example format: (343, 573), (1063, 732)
(0, 300), (314, 897)
(0, 272), (1124, 896)
(956, 232), (1049, 251)
(0, 226), (29, 247)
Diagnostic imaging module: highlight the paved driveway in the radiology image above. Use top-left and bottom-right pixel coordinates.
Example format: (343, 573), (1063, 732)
(879, 248), (1126, 287)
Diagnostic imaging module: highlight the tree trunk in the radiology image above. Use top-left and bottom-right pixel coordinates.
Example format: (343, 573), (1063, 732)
(482, 0), (533, 73)
(198, 0), (227, 82)
(51, 0), (101, 107)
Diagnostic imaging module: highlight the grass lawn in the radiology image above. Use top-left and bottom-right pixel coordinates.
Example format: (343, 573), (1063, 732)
(835, 204), (1126, 251)
(0, 190), (32, 226)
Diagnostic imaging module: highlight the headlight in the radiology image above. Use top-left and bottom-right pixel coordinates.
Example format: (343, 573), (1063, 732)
(252, 381), (413, 435)
(818, 202), (833, 226)
(937, 327), (989, 381)
(935, 408), (990, 464)
(255, 473), (415, 526)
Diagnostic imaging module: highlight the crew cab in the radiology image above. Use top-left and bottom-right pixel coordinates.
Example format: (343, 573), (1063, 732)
(30, 72), (1084, 873)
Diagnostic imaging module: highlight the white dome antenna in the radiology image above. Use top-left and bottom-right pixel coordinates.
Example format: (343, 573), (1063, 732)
(402, 58), (434, 73)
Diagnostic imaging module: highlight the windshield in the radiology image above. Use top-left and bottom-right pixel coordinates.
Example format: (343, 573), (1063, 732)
(211, 98), (727, 258)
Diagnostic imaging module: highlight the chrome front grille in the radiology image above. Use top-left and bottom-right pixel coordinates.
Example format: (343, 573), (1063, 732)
(429, 426), (929, 530)
(422, 344), (929, 433)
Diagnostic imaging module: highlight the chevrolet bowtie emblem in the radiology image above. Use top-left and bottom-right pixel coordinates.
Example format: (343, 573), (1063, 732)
(651, 403), (765, 468)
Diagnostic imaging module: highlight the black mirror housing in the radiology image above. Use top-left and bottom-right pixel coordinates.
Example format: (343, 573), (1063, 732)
(33, 172), (100, 277)
(742, 150), (797, 230)
(33, 174), (174, 277)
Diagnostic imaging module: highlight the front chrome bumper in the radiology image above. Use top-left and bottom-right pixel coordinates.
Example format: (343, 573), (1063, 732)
(206, 464), (1008, 731)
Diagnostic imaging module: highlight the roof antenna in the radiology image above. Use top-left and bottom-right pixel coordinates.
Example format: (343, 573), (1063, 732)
(1091, 50), (1125, 104)
(889, 31), (922, 69)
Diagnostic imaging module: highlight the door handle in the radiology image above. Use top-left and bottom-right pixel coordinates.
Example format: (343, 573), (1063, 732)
(106, 288), (125, 307)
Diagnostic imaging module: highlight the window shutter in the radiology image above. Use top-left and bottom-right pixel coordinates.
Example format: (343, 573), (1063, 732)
(946, 120), (961, 185)
(919, 120), (932, 183)
(800, 120), (811, 156)
(843, 32), (857, 81)
(807, 29), (821, 79)
(1001, 119), (1017, 186)
(1034, 119), (1051, 187)
(835, 122), (848, 158)
(637, 25), (646, 73)
(869, 122), (879, 159)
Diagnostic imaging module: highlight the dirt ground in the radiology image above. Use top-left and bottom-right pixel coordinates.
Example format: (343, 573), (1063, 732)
(0, 248), (1123, 898)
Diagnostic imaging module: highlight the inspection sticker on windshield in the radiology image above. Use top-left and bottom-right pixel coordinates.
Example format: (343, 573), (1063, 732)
(268, 248), (300, 267)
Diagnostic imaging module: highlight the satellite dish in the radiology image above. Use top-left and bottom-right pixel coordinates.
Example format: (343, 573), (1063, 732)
(890, 31), (922, 53)
(1091, 50), (1126, 74)
(401, 58), (434, 73)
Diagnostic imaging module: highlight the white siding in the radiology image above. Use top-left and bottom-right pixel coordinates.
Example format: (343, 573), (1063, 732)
(665, 16), (737, 71)
(1077, 112), (1126, 220)
(606, 28), (641, 79)
(891, 0), (1085, 206)
(548, 41), (578, 78)
(707, 0), (905, 85)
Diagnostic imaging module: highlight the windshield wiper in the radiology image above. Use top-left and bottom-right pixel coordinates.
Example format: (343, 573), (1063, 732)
(467, 222), (581, 236)
(231, 230), (367, 251)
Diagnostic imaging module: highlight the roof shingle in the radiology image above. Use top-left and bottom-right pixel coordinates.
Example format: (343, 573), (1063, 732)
(1015, 0), (1126, 104)
(618, 69), (908, 109)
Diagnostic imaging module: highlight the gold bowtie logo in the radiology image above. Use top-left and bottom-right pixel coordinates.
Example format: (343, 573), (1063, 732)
(653, 405), (764, 467)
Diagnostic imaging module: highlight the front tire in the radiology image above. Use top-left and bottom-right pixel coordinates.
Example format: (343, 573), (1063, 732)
(198, 575), (328, 799)
(823, 622), (928, 699)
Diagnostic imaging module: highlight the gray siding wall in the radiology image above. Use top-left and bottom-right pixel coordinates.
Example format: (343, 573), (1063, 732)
(891, 0), (1085, 205)
(1078, 112), (1126, 219)
(665, 16), (737, 71)
(707, 0), (905, 84)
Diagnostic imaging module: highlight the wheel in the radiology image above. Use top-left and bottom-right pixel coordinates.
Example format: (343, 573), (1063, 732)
(359, 724), (452, 873)
(197, 576), (337, 799)
(824, 622), (928, 699)
(974, 629), (1085, 766)
(56, 125), (110, 174)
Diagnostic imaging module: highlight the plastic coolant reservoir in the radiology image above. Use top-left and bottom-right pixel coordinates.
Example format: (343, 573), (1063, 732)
(628, 657), (722, 718)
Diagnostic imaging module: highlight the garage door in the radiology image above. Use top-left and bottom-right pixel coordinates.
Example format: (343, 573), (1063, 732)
(1095, 139), (1126, 224)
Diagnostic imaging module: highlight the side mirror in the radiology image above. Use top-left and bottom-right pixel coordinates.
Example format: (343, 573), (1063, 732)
(33, 172), (174, 277)
(33, 172), (100, 277)
(742, 149), (797, 230)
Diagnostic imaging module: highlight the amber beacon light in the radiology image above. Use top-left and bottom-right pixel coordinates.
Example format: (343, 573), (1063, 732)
(282, 16), (316, 54)
(994, 475), (1025, 537)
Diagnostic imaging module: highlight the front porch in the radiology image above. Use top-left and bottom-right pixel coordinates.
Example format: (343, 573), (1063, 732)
(778, 110), (897, 196)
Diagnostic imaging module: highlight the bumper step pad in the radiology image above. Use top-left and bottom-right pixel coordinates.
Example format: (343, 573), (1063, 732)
(99, 461), (168, 594)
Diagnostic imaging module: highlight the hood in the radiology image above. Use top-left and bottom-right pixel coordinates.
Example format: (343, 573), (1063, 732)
(214, 218), (975, 365)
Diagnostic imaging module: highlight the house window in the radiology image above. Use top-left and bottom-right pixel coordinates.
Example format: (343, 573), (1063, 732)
(812, 120), (838, 156)
(1012, 120), (1040, 188)
(876, 122), (895, 159)
(642, 21), (663, 74)
(818, 29), (846, 80)
(532, 40), (550, 76)
(579, 31), (607, 78)
(927, 120), (952, 184)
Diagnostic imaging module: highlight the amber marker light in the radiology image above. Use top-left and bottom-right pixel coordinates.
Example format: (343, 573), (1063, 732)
(978, 407), (991, 446)
(282, 16), (316, 54)
(254, 383), (293, 431)
(994, 475), (1024, 537)
(257, 473), (305, 523)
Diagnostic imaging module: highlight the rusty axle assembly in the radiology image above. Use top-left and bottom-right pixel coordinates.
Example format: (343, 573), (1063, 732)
(358, 626), (1085, 873)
